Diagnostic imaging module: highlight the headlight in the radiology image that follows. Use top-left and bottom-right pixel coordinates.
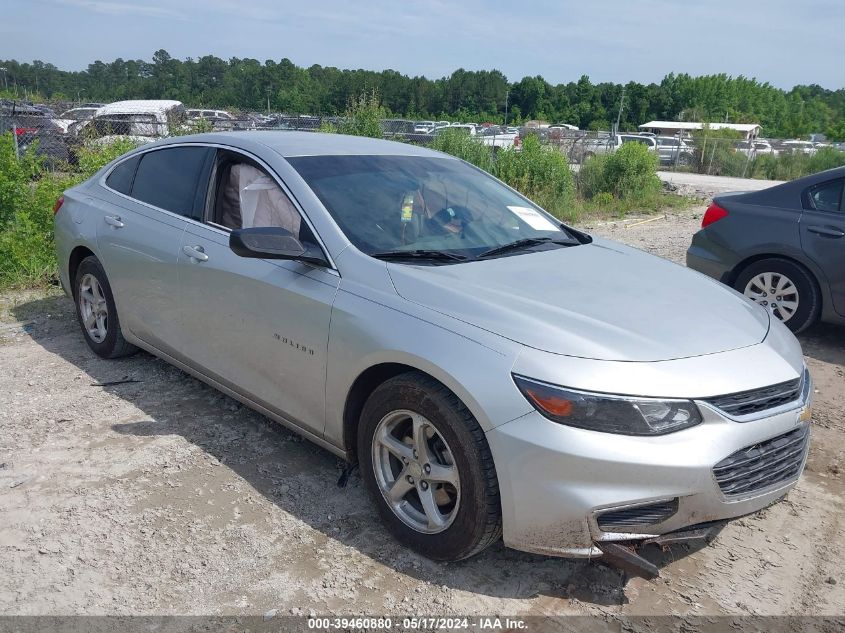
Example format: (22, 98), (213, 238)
(513, 375), (702, 436)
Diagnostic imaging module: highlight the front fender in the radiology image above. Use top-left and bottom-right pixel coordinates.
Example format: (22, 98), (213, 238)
(324, 287), (531, 448)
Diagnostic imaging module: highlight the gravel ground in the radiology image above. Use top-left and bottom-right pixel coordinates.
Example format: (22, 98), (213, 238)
(656, 171), (785, 197)
(1, 191), (843, 619)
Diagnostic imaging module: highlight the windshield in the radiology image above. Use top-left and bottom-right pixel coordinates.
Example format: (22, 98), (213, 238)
(288, 155), (578, 260)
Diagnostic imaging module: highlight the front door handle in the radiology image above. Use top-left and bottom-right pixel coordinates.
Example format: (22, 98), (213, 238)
(182, 244), (209, 262)
(104, 214), (124, 228)
(806, 224), (845, 238)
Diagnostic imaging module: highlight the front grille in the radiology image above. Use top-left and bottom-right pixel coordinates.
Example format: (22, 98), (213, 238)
(705, 375), (803, 418)
(597, 499), (679, 531)
(713, 426), (809, 498)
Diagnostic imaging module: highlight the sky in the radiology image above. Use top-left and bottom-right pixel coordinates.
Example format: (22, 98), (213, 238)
(2, 0), (843, 89)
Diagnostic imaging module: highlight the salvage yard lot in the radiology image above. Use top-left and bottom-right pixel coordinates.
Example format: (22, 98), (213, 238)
(1, 204), (843, 617)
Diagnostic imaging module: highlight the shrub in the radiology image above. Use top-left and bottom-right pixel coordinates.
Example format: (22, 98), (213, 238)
(430, 129), (495, 173)
(578, 142), (660, 200)
(807, 146), (845, 174)
(746, 149), (845, 182)
(76, 137), (140, 177)
(576, 154), (610, 199)
(0, 165), (74, 288)
(0, 135), (140, 288)
(0, 134), (41, 227)
(602, 142), (662, 198)
(494, 134), (575, 218)
(338, 91), (386, 139)
(591, 191), (615, 207)
(694, 142), (748, 177)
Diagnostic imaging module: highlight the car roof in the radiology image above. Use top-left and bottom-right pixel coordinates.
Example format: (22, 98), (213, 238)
(96, 100), (183, 116)
(723, 165), (845, 208)
(148, 131), (451, 158)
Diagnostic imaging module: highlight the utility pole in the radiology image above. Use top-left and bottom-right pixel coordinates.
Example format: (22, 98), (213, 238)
(614, 86), (625, 135)
(266, 87), (271, 115)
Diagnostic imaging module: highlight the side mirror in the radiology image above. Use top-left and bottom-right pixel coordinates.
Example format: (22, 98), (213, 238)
(230, 227), (329, 267)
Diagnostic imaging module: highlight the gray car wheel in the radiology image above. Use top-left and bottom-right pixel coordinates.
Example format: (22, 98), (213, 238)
(358, 372), (502, 561)
(74, 256), (138, 359)
(734, 258), (820, 333)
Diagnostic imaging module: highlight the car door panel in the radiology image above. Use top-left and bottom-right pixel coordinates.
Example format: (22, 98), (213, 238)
(94, 192), (187, 355)
(800, 211), (845, 316)
(800, 178), (845, 316)
(177, 222), (339, 437)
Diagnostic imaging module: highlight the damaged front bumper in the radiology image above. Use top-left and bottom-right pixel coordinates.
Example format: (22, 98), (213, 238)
(486, 381), (812, 565)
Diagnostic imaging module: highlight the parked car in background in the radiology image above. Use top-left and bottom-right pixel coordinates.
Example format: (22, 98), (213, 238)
(579, 133), (658, 160)
(55, 131), (812, 574)
(656, 136), (694, 166)
(1, 101), (69, 167)
(478, 125), (521, 150)
(436, 124), (476, 136)
(779, 140), (816, 156)
(186, 108), (256, 131)
(735, 139), (775, 158)
(380, 119), (417, 138)
(414, 120), (435, 133)
(687, 166), (845, 332)
(30, 104), (57, 117)
(53, 104), (105, 135)
(186, 108), (235, 121)
(87, 100), (187, 144)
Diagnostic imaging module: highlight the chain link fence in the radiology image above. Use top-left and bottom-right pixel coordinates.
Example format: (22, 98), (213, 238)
(3, 99), (844, 179)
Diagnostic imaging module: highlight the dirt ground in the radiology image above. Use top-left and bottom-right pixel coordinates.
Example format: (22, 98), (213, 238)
(1, 199), (844, 619)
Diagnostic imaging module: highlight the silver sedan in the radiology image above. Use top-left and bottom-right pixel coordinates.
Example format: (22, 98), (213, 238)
(54, 132), (812, 572)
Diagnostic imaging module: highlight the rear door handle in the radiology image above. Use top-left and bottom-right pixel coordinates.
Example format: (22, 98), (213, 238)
(806, 225), (845, 238)
(182, 245), (209, 262)
(104, 214), (124, 228)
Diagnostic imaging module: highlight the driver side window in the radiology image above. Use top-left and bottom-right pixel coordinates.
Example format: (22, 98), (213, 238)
(209, 151), (313, 242)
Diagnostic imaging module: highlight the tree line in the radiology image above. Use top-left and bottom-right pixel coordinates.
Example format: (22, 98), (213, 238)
(2, 50), (843, 140)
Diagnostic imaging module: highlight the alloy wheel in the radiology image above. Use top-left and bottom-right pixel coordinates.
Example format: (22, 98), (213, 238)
(78, 273), (109, 343)
(371, 409), (461, 534)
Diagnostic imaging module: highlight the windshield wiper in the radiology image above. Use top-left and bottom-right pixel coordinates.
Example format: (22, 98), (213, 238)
(370, 249), (468, 262)
(477, 237), (565, 259)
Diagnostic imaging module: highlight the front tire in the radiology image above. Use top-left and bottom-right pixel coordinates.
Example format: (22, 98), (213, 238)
(358, 372), (502, 561)
(734, 258), (820, 333)
(73, 256), (138, 358)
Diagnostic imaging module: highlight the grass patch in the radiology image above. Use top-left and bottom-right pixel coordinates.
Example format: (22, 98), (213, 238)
(569, 190), (694, 221)
(0, 134), (139, 290)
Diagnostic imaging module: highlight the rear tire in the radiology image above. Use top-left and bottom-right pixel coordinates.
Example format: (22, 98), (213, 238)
(358, 372), (502, 561)
(73, 256), (138, 359)
(734, 258), (820, 333)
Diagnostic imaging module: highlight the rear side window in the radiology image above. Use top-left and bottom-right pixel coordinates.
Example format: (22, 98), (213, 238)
(621, 136), (652, 146)
(131, 147), (211, 216)
(105, 155), (140, 195)
(808, 179), (843, 213)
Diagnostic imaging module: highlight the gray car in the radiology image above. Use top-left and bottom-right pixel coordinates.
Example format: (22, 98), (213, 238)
(687, 166), (845, 333)
(55, 132), (812, 573)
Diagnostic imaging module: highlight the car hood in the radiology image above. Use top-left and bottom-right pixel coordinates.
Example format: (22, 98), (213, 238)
(386, 238), (770, 362)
